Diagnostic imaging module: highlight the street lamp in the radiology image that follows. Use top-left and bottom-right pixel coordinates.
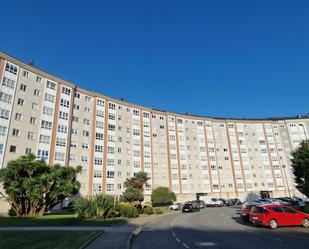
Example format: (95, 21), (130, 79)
(298, 124), (309, 149)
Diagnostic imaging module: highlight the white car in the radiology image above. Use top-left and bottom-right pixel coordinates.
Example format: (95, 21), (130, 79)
(204, 198), (223, 207)
(169, 202), (182, 211)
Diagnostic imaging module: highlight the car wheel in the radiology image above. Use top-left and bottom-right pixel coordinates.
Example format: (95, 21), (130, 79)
(269, 219), (278, 229)
(302, 218), (309, 228)
(170, 207), (174, 211)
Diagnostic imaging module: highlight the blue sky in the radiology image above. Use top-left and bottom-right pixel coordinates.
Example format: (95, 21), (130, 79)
(1, 0), (309, 118)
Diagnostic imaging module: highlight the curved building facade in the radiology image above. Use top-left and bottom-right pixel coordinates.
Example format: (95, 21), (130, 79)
(0, 51), (308, 209)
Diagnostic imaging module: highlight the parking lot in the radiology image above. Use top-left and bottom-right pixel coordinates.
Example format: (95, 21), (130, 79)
(132, 206), (309, 249)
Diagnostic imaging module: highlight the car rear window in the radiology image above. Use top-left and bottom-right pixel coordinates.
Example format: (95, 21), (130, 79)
(251, 206), (266, 214)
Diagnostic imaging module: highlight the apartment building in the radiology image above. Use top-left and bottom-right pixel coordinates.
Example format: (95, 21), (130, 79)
(0, 51), (308, 211)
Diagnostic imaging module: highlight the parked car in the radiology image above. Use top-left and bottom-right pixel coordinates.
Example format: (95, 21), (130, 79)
(249, 204), (309, 229)
(219, 198), (228, 206)
(182, 202), (200, 213)
(228, 198), (242, 206)
(204, 198), (223, 207)
(241, 202), (259, 222)
(195, 200), (206, 209)
(169, 202), (182, 211)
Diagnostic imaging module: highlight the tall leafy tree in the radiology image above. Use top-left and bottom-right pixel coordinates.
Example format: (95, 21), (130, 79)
(0, 154), (81, 216)
(121, 172), (149, 202)
(291, 141), (309, 197)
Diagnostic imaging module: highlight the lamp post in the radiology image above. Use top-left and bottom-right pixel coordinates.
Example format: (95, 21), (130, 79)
(298, 124), (309, 149)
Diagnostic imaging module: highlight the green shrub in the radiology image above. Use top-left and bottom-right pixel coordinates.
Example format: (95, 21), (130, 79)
(93, 194), (114, 218)
(73, 197), (96, 219)
(143, 206), (154, 215)
(8, 207), (16, 217)
(117, 202), (139, 218)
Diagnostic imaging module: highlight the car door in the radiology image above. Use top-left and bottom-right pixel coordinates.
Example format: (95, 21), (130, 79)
(282, 207), (302, 226)
(270, 206), (285, 226)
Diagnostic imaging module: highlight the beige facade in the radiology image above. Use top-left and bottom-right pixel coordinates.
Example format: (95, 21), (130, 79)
(0, 51), (308, 212)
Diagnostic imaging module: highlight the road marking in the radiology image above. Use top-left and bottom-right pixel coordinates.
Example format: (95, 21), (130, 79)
(183, 242), (190, 248)
(172, 231), (176, 237)
(195, 241), (219, 247)
(176, 237), (180, 242)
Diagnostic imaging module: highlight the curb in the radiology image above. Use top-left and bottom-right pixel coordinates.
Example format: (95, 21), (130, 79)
(126, 211), (177, 249)
(126, 225), (142, 249)
(80, 230), (105, 249)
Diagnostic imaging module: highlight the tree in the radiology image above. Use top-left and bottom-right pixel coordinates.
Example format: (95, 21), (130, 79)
(121, 172), (149, 202)
(151, 186), (176, 205)
(0, 154), (81, 217)
(291, 141), (309, 197)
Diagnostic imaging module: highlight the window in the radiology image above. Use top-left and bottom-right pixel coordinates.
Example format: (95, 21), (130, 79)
(82, 143), (89, 149)
(73, 116), (79, 122)
(0, 109), (10, 120)
(20, 84), (27, 92)
(34, 89), (40, 96)
(85, 96), (91, 101)
(15, 113), (22, 121)
(32, 103), (39, 110)
(57, 124), (68, 133)
(39, 135), (50, 143)
(30, 117), (37, 125)
(271, 207), (283, 213)
(74, 92), (80, 98)
(84, 107), (91, 113)
(5, 62), (18, 75)
(106, 184), (114, 191)
(95, 145), (103, 152)
(96, 110), (104, 117)
(0, 144), (3, 154)
(12, 128), (20, 136)
(74, 104), (80, 110)
(96, 133), (103, 140)
(37, 150), (49, 160)
(56, 138), (66, 147)
(46, 80), (56, 90)
(41, 120), (52, 130)
(9, 145), (16, 153)
(22, 70), (29, 78)
(25, 148), (32, 154)
(109, 102), (115, 109)
(107, 171), (114, 178)
(0, 92), (13, 103)
(83, 130), (89, 137)
(36, 76), (42, 83)
(27, 132), (34, 140)
(108, 124), (115, 131)
(17, 98), (24, 106)
(43, 106), (54, 116)
(55, 152), (65, 161)
(0, 126), (7, 136)
(94, 170), (102, 178)
(59, 111), (69, 120)
(97, 99), (104, 106)
(62, 86), (71, 95)
(45, 93), (55, 102)
(60, 99), (70, 108)
(2, 77), (15, 88)
(282, 207), (297, 214)
(83, 119), (90, 125)
(96, 121), (103, 129)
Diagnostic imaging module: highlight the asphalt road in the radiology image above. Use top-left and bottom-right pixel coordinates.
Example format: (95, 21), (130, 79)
(131, 206), (309, 249)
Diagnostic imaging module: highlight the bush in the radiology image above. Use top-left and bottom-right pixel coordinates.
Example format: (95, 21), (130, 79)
(8, 207), (16, 217)
(143, 206), (154, 215)
(151, 187), (176, 205)
(73, 197), (96, 219)
(93, 194), (114, 218)
(117, 202), (139, 218)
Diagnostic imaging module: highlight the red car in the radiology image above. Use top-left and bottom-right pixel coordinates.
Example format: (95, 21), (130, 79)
(241, 202), (259, 222)
(250, 204), (309, 229)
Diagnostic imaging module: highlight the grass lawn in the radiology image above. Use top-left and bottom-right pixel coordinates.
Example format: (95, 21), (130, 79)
(0, 214), (126, 227)
(0, 230), (97, 249)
